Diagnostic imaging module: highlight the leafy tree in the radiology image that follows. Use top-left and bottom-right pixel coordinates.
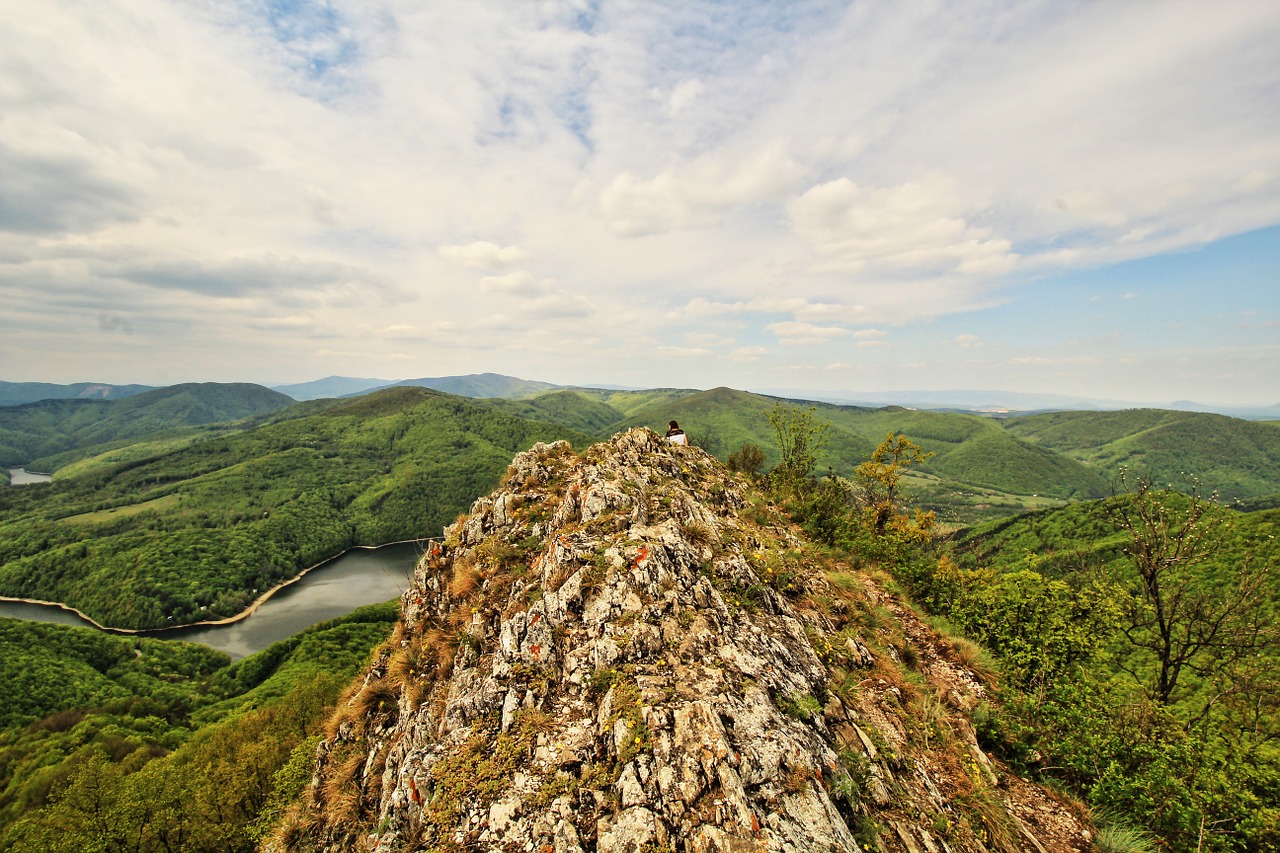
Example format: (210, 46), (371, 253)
(1107, 472), (1273, 707)
(727, 442), (765, 477)
(854, 432), (934, 534)
(768, 403), (829, 491)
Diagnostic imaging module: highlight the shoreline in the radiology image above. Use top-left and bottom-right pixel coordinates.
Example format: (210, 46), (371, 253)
(0, 538), (432, 636)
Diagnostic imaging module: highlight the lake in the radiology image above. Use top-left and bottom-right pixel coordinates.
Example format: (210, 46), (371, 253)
(7, 468), (53, 485)
(0, 541), (420, 660)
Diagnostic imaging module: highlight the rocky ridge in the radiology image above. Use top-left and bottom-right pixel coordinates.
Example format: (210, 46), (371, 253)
(274, 429), (1093, 852)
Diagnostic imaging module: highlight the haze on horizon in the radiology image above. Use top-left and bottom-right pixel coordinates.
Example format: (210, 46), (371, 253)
(2, 1), (1278, 407)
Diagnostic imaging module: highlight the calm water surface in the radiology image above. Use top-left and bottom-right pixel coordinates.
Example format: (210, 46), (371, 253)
(0, 542), (420, 660)
(7, 468), (53, 485)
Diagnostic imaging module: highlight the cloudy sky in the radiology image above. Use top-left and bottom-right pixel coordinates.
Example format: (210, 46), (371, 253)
(2, 0), (1278, 405)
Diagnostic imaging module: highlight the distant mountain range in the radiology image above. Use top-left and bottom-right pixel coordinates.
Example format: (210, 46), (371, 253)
(752, 387), (1280, 421)
(0, 381), (155, 406)
(4, 374), (1277, 420)
(0, 382), (294, 468)
(273, 374), (1280, 420)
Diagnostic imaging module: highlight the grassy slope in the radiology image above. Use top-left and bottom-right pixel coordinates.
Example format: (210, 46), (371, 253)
(1005, 409), (1280, 505)
(486, 390), (629, 435)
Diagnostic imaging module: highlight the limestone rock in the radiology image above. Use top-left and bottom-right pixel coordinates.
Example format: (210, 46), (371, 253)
(276, 429), (1092, 853)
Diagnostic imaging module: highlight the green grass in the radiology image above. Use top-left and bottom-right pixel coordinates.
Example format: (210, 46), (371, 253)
(59, 494), (184, 525)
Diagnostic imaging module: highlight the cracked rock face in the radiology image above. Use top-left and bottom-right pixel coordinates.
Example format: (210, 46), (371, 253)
(280, 429), (1092, 853)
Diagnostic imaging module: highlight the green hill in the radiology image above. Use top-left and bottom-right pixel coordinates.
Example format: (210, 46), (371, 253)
(471, 387), (1182, 523)
(0, 381), (154, 406)
(947, 495), (1280, 583)
(270, 375), (393, 401)
(382, 372), (561, 399)
(603, 386), (878, 473)
(0, 383), (295, 469)
(486, 389), (629, 434)
(0, 388), (589, 629)
(1005, 409), (1280, 505)
(0, 602), (399, 844)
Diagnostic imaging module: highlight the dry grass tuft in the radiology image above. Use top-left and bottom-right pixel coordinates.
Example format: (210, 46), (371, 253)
(423, 626), (459, 675)
(321, 749), (369, 827)
(448, 563), (482, 599)
(948, 636), (1001, 686)
(351, 677), (401, 722)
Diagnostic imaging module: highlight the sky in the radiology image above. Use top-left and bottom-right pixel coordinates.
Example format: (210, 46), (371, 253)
(2, 0), (1278, 406)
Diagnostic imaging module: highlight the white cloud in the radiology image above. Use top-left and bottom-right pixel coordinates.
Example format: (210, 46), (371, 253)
(728, 346), (768, 362)
(767, 321), (850, 346)
(599, 139), (807, 236)
(658, 346), (712, 357)
(665, 79), (703, 117)
(678, 296), (850, 321)
(440, 242), (531, 271)
(2, 0), (1278, 403)
(479, 271), (540, 295)
(1010, 356), (1101, 366)
(788, 172), (1017, 278)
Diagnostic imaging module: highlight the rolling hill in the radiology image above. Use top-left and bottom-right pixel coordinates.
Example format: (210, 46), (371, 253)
(0, 387), (590, 629)
(1005, 409), (1280, 506)
(0, 383), (295, 469)
(270, 375), (394, 400)
(0, 380), (155, 406)
(375, 372), (562, 399)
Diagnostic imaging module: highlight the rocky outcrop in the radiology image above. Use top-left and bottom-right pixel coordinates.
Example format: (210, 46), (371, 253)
(274, 429), (1093, 852)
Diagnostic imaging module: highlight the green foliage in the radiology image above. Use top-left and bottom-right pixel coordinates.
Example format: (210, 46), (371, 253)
(0, 388), (588, 629)
(726, 442), (766, 476)
(0, 618), (228, 729)
(769, 402), (831, 489)
(854, 432), (934, 534)
(0, 382), (294, 470)
(1105, 473), (1273, 706)
(941, 568), (1124, 687)
(938, 488), (1280, 852)
(0, 604), (397, 851)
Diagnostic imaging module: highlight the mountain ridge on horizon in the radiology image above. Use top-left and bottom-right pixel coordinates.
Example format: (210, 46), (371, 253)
(3, 375), (1277, 420)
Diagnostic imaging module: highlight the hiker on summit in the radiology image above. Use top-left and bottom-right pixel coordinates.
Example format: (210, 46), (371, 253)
(666, 420), (688, 445)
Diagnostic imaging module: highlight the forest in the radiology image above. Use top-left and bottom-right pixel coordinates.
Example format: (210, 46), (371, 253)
(2, 382), (1277, 631)
(0, 387), (589, 628)
(0, 602), (400, 851)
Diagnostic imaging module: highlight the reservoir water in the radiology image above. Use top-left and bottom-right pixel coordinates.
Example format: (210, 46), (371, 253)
(0, 541), (420, 660)
(7, 468), (53, 485)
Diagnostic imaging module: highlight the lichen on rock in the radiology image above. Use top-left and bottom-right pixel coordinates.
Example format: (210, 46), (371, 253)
(271, 428), (1092, 853)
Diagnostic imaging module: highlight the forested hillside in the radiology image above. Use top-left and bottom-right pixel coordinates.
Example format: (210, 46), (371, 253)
(0, 602), (399, 850)
(0, 382), (294, 468)
(492, 387), (1280, 521)
(1005, 408), (1280, 507)
(0, 398), (1275, 851)
(0, 381), (154, 407)
(0, 388), (588, 629)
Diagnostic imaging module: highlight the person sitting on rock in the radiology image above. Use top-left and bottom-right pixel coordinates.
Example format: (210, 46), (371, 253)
(666, 420), (688, 445)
